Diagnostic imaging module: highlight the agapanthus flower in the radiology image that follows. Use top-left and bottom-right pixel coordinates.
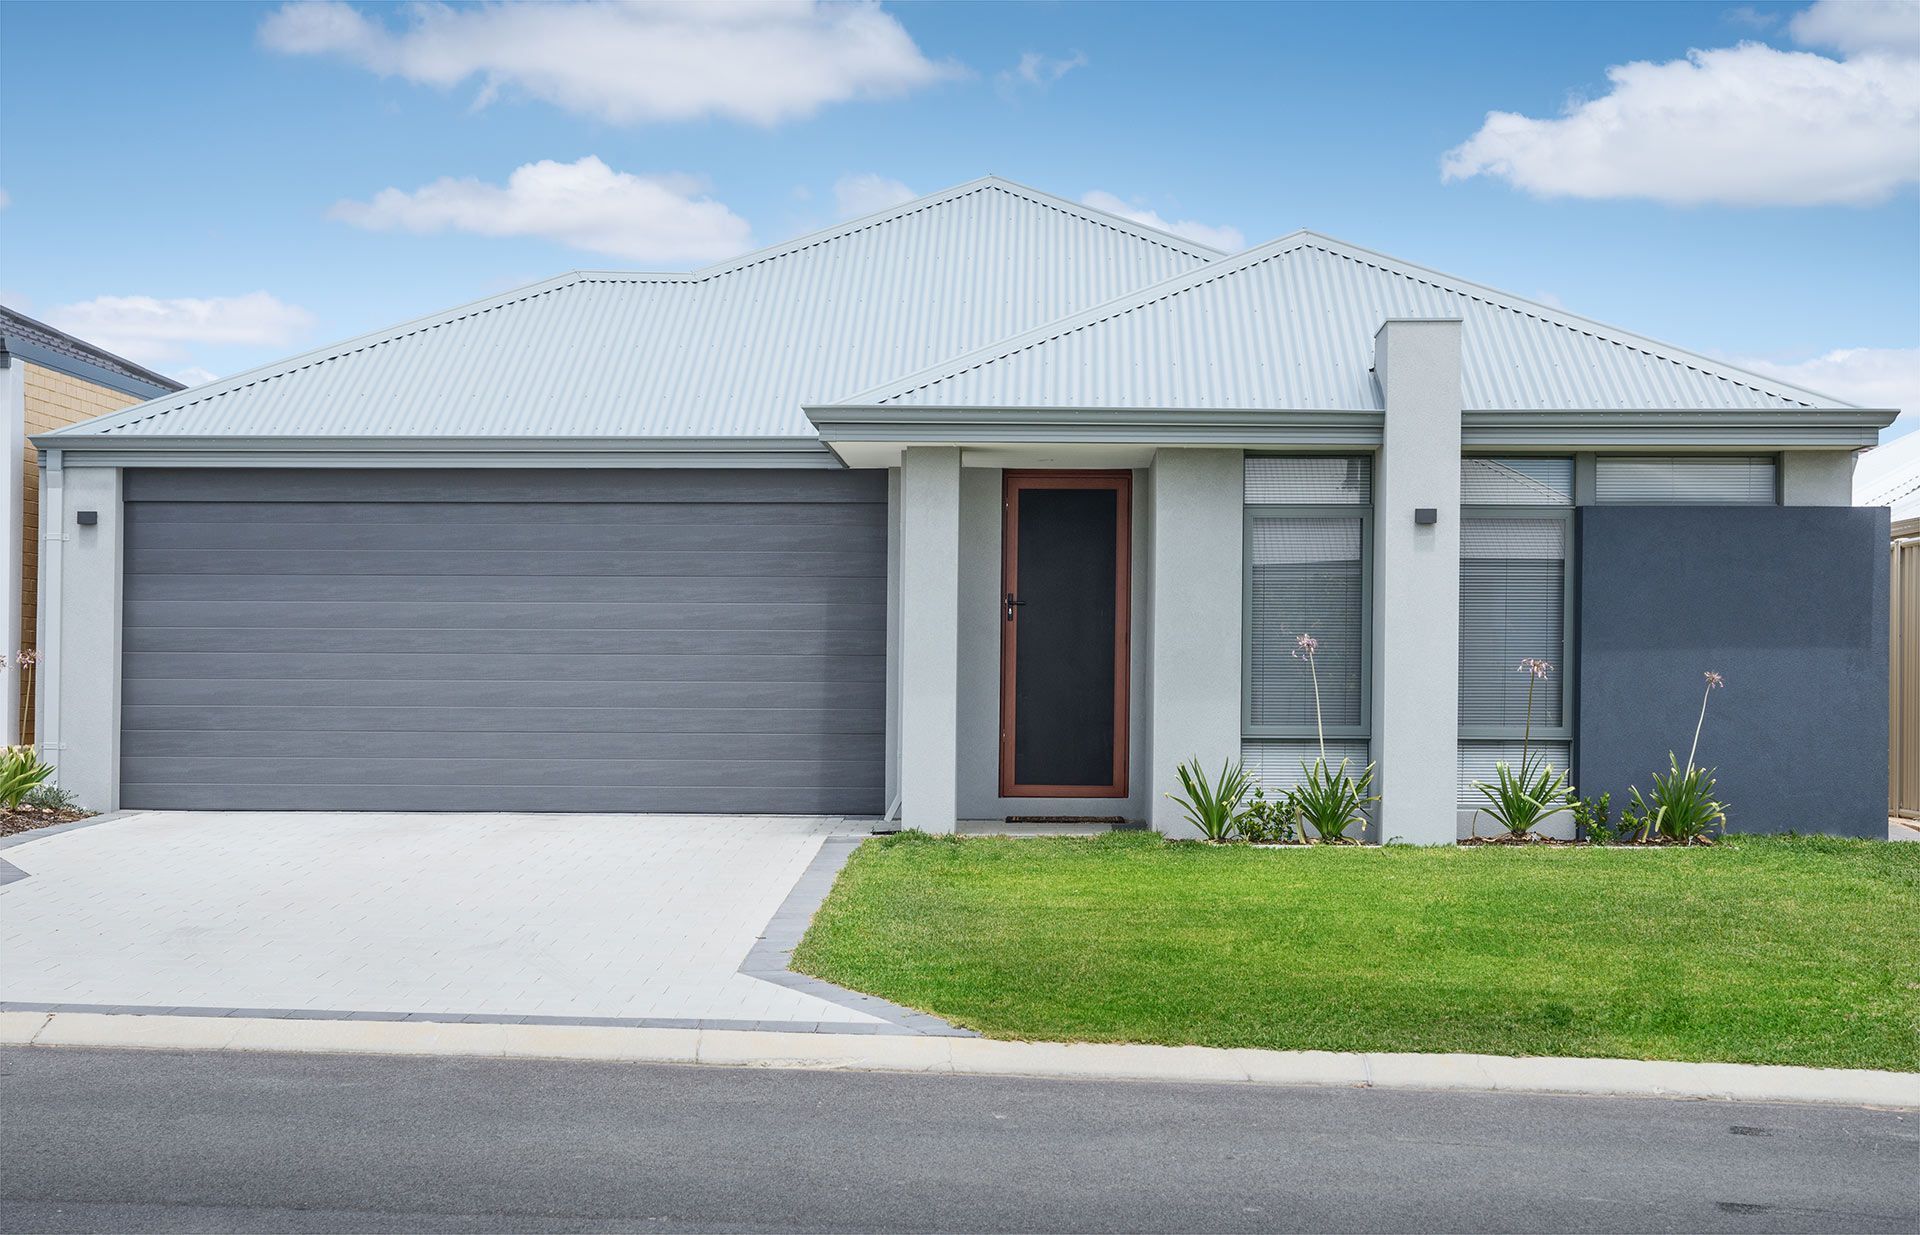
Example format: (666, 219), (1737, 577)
(1703, 670), (1724, 689)
(1293, 633), (1318, 661)
(1518, 658), (1553, 680)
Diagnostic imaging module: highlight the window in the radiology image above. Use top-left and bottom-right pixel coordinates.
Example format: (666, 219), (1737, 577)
(1244, 457), (1371, 747)
(1594, 456), (1777, 505)
(1459, 458), (1573, 801)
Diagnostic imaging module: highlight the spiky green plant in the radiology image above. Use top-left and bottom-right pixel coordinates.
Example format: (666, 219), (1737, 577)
(1475, 755), (1572, 836)
(0, 745), (54, 810)
(1292, 756), (1378, 843)
(1167, 757), (1252, 841)
(1626, 755), (1727, 844)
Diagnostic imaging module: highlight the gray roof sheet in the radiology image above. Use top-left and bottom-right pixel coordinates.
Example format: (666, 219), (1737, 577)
(49, 179), (1217, 440)
(839, 232), (1857, 413)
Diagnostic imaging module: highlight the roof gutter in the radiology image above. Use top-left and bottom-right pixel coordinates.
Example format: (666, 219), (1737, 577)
(29, 434), (847, 470)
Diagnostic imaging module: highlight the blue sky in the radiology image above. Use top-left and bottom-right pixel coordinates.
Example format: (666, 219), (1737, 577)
(2, 0), (1915, 432)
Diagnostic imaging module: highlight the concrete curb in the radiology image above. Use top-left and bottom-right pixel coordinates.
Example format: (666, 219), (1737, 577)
(3, 1011), (1912, 1109)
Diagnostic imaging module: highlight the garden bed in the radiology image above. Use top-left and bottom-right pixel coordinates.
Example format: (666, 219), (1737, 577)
(794, 830), (1919, 1072)
(0, 804), (93, 838)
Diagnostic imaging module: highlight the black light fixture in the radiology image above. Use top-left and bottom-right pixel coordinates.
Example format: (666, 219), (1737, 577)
(76, 510), (98, 527)
(1414, 507), (1437, 525)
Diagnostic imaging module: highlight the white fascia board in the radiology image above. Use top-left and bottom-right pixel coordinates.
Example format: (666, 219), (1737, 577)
(34, 435), (846, 470)
(1461, 408), (1897, 450)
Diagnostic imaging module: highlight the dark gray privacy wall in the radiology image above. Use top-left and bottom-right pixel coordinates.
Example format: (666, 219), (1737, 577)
(120, 468), (886, 814)
(1576, 505), (1889, 838)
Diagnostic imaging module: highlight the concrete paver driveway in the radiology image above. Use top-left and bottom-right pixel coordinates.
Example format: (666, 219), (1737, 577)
(0, 812), (890, 1029)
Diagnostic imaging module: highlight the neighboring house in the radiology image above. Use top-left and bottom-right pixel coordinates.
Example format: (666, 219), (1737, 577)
(30, 179), (1895, 839)
(0, 308), (182, 746)
(1857, 431), (1920, 821)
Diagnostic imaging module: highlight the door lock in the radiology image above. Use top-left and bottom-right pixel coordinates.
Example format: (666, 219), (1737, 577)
(1004, 592), (1026, 622)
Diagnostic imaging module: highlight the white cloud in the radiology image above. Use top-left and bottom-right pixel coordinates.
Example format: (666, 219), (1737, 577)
(172, 366), (222, 388)
(1442, 4), (1920, 206)
(44, 293), (315, 368)
(259, 0), (961, 126)
(999, 50), (1086, 91)
(1732, 344), (1920, 429)
(1789, 0), (1920, 55)
(833, 173), (916, 219)
(330, 157), (753, 263)
(1080, 190), (1244, 252)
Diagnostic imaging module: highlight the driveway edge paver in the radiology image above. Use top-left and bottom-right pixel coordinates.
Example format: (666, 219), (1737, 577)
(3, 1011), (1912, 1109)
(739, 835), (972, 1037)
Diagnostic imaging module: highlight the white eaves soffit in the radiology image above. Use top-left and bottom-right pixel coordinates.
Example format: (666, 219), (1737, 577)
(814, 231), (1894, 455)
(38, 178), (1220, 448)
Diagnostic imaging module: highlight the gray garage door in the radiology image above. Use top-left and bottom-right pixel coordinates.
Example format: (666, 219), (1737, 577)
(120, 469), (887, 813)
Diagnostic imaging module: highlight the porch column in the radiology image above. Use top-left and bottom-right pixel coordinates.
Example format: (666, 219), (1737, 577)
(39, 456), (122, 812)
(1370, 319), (1462, 845)
(1147, 448), (1244, 837)
(898, 446), (960, 833)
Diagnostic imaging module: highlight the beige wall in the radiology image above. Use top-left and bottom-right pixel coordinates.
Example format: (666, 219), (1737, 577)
(18, 363), (143, 741)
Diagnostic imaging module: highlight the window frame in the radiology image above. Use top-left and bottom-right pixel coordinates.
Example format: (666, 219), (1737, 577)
(1240, 497), (1374, 742)
(1457, 502), (1575, 743)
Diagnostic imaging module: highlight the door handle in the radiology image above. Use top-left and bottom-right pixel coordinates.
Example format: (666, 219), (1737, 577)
(1004, 592), (1026, 622)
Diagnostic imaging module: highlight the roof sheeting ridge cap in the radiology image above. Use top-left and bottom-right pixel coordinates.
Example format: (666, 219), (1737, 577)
(39, 270), (641, 438)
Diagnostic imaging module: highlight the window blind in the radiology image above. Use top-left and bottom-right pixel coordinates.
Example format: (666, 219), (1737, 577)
(1248, 514), (1365, 728)
(1459, 517), (1567, 729)
(1461, 457), (1574, 506)
(1458, 740), (1571, 807)
(1244, 739), (1373, 791)
(1245, 456), (1372, 505)
(1594, 456), (1777, 505)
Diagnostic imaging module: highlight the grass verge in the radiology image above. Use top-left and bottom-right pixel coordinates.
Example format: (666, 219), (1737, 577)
(793, 832), (1920, 1071)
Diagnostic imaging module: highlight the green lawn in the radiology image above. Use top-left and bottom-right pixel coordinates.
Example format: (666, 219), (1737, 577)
(792, 832), (1920, 1071)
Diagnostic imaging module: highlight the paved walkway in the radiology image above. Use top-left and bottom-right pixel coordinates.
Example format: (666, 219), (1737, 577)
(0, 811), (937, 1032)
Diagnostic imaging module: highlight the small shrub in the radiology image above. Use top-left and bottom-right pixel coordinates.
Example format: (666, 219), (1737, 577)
(1474, 756), (1572, 837)
(1625, 755), (1727, 844)
(0, 745), (55, 810)
(22, 782), (79, 813)
(1293, 756), (1378, 843)
(1570, 792), (1615, 845)
(1240, 785), (1301, 844)
(1167, 757), (1252, 841)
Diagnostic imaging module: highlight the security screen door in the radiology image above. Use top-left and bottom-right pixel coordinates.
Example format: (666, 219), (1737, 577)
(999, 471), (1130, 797)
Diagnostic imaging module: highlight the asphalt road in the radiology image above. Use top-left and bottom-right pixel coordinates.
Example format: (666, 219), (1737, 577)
(0, 1046), (1913, 1234)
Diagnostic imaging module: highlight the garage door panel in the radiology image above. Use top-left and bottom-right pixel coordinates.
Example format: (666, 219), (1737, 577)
(124, 623), (886, 658)
(123, 755), (885, 791)
(121, 783), (883, 814)
(123, 704), (884, 736)
(123, 467), (887, 505)
(125, 651), (883, 684)
(129, 547), (884, 580)
(128, 499), (882, 537)
(126, 571), (883, 605)
(121, 469), (887, 814)
(126, 599), (887, 634)
(122, 727), (884, 761)
(123, 674), (883, 711)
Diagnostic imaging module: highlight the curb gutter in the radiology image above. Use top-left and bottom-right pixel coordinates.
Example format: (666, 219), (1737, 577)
(2, 1011), (1913, 1109)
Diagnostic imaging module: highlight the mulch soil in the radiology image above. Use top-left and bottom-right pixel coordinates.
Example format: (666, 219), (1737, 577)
(0, 806), (93, 838)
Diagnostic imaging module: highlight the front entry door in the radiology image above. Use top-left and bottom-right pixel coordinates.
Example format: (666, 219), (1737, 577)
(1000, 471), (1131, 798)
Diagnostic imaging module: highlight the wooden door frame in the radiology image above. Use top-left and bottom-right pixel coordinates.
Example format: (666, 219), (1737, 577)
(999, 470), (1131, 798)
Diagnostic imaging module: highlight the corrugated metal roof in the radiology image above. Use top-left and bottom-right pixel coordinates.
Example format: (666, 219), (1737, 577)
(1858, 430), (1920, 518)
(843, 232), (1857, 413)
(48, 178), (1218, 440)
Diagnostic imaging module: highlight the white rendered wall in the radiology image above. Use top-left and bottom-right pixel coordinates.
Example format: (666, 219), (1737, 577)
(1370, 320), (1462, 845)
(1146, 448), (1243, 837)
(38, 459), (121, 811)
(897, 447), (961, 833)
(1, 362), (22, 746)
(1780, 450), (1857, 507)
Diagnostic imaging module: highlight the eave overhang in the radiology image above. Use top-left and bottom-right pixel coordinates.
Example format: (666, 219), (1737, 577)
(1460, 408), (1897, 451)
(31, 435), (845, 470)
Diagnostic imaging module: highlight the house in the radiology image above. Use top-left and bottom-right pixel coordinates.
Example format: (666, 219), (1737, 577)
(1, 307), (182, 746)
(1859, 431), (1920, 822)
(30, 179), (1895, 840)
